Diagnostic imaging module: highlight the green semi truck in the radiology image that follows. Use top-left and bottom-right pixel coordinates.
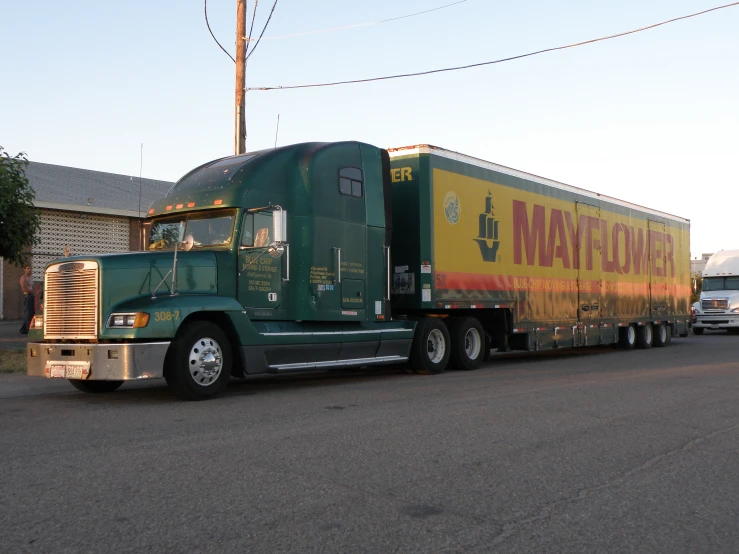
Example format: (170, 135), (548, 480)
(26, 142), (692, 399)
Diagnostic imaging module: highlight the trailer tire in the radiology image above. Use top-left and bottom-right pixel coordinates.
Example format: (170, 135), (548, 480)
(653, 323), (669, 347)
(69, 380), (123, 393)
(449, 317), (485, 370)
(692, 327), (704, 335)
(636, 324), (653, 349)
(165, 321), (232, 400)
(409, 318), (451, 375)
(618, 325), (636, 349)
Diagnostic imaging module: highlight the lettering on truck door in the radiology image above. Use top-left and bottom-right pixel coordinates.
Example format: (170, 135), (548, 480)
(647, 220), (669, 318)
(575, 202), (602, 344)
(238, 211), (282, 309)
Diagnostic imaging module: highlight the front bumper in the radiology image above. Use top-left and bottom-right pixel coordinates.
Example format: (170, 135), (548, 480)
(27, 342), (170, 380)
(693, 315), (739, 329)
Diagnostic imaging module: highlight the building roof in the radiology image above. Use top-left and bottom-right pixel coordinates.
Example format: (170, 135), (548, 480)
(25, 161), (174, 218)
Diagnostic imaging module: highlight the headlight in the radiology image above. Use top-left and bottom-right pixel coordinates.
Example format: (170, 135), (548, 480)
(31, 316), (43, 329)
(107, 312), (150, 328)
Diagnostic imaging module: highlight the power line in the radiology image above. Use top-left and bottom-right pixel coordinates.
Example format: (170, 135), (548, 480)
(204, 0), (235, 63)
(205, 0), (466, 62)
(245, 0), (467, 42)
(245, 0), (279, 63)
(245, 0), (259, 59)
(247, 1), (739, 92)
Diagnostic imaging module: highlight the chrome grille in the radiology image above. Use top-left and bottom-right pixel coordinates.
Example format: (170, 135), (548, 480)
(702, 298), (728, 311)
(44, 261), (99, 339)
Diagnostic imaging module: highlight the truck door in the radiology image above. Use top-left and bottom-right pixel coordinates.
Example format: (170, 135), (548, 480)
(238, 211), (282, 309)
(648, 220), (668, 318)
(575, 202), (602, 344)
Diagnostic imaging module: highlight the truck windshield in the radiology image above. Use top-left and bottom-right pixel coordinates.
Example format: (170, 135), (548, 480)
(702, 277), (739, 291)
(146, 209), (237, 250)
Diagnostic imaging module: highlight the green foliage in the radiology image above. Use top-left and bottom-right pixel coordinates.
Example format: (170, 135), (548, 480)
(0, 147), (40, 266)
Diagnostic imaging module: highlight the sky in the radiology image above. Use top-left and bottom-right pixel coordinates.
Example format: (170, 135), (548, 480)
(2, 0), (737, 260)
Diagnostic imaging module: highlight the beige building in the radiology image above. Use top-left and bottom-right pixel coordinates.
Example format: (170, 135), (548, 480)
(690, 253), (714, 278)
(1, 162), (173, 320)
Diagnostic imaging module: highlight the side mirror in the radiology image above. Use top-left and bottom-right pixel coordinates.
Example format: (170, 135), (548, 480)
(272, 208), (286, 243)
(267, 244), (285, 258)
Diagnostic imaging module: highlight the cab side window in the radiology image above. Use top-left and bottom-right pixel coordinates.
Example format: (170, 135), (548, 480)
(339, 167), (363, 198)
(241, 213), (272, 247)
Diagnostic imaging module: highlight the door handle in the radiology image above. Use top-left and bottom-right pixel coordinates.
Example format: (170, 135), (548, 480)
(384, 246), (391, 301)
(334, 247), (342, 284)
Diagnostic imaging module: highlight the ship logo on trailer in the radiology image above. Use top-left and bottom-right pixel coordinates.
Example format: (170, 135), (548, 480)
(444, 192), (461, 224)
(474, 191), (500, 262)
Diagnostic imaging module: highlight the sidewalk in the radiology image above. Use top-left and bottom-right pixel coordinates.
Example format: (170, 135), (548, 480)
(0, 320), (30, 351)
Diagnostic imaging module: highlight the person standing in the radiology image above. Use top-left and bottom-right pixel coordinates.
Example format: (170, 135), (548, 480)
(19, 265), (35, 334)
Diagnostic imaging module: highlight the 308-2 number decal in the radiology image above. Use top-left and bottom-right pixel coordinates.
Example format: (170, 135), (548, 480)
(153, 310), (180, 322)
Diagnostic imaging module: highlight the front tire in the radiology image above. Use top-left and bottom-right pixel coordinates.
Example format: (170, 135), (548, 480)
(636, 324), (653, 349)
(409, 318), (451, 375)
(69, 380), (123, 393)
(165, 321), (232, 400)
(449, 317), (485, 370)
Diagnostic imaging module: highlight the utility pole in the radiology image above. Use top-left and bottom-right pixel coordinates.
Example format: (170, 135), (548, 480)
(234, 0), (246, 154)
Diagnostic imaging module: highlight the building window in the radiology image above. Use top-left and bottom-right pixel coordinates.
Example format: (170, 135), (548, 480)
(339, 167), (363, 198)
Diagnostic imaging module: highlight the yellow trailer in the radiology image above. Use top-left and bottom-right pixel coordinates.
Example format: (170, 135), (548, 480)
(388, 144), (691, 357)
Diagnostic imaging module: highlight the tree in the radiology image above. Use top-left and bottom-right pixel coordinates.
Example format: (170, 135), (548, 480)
(0, 146), (41, 266)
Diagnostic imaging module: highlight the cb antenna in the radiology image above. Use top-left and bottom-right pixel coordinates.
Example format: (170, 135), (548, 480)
(274, 114), (280, 149)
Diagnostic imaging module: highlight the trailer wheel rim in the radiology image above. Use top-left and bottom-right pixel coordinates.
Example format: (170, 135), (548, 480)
(188, 337), (223, 386)
(627, 325), (636, 345)
(645, 324), (653, 344)
(464, 327), (482, 360)
(659, 324), (667, 342)
(427, 329), (446, 364)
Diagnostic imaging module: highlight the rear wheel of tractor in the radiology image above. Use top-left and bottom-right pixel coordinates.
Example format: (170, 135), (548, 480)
(165, 321), (232, 400)
(636, 324), (653, 349)
(619, 324), (636, 349)
(449, 317), (485, 370)
(653, 323), (669, 347)
(692, 327), (704, 336)
(69, 380), (123, 393)
(409, 318), (451, 375)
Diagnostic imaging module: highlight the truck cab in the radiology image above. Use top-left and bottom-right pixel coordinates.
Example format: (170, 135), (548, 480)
(27, 142), (415, 399)
(692, 250), (739, 334)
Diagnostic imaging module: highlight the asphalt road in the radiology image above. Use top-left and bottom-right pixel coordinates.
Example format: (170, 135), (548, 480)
(1, 333), (738, 553)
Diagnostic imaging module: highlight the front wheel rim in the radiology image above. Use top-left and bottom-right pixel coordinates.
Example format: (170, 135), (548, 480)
(427, 329), (446, 364)
(188, 337), (223, 386)
(464, 328), (482, 360)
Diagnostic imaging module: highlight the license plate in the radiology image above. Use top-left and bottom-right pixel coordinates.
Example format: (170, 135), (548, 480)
(711, 325), (720, 330)
(46, 361), (90, 379)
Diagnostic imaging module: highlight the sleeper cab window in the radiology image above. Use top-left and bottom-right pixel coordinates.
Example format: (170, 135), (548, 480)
(339, 167), (363, 198)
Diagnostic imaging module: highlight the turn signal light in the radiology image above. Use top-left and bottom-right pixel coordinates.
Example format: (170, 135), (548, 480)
(133, 313), (150, 328)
